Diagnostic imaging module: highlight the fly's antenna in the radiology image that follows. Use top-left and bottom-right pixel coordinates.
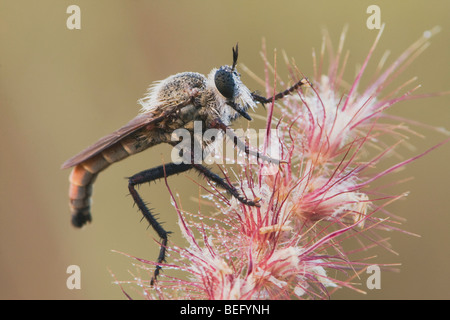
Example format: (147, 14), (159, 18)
(232, 43), (238, 71)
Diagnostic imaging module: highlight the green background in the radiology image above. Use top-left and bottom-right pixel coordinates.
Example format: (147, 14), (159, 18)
(1, 0), (449, 299)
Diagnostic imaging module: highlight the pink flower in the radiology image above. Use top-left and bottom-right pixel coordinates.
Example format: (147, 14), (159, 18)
(116, 25), (449, 299)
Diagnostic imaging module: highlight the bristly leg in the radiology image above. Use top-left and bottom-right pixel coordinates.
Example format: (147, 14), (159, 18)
(128, 162), (192, 284)
(209, 118), (279, 165)
(127, 161), (260, 284)
(251, 77), (309, 104)
(192, 164), (261, 207)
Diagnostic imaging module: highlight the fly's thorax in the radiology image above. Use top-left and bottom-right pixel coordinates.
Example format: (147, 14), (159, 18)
(168, 103), (199, 125)
(139, 67), (257, 130)
(139, 72), (207, 112)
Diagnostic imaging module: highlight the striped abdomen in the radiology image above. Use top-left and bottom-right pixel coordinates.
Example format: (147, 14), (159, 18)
(63, 115), (162, 227)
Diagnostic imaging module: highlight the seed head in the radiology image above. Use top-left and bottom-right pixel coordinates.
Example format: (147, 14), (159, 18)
(116, 25), (448, 300)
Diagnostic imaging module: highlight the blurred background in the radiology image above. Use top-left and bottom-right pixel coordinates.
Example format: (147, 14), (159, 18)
(1, 0), (449, 299)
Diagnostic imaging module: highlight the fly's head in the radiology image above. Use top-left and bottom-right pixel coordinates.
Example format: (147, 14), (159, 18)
(214, 44), (240, 100)
(214, 65), (240, 101)
(211, 44), (256, 123)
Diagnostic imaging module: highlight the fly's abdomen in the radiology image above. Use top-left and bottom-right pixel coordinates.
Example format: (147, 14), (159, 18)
(68, 164), (97, 227)
(67, 134), (155, 227)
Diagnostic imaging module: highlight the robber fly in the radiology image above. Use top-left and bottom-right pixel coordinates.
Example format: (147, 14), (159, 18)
(61, 44), (308, 283)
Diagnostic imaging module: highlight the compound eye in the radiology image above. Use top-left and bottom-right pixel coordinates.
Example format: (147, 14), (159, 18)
(214, 67), (236, 100)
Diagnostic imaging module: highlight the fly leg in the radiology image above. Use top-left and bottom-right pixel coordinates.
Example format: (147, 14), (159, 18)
(128, 161), (259, 284)
(209, 118), (280, 165)
(251, 77), (309, 104)
(191, 164), (261, 207)
(128, 162), (192, 285)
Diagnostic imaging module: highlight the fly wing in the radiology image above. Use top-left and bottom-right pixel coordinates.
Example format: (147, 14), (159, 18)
(61, 113), (156, 169)
(61, 96), (196, 169)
